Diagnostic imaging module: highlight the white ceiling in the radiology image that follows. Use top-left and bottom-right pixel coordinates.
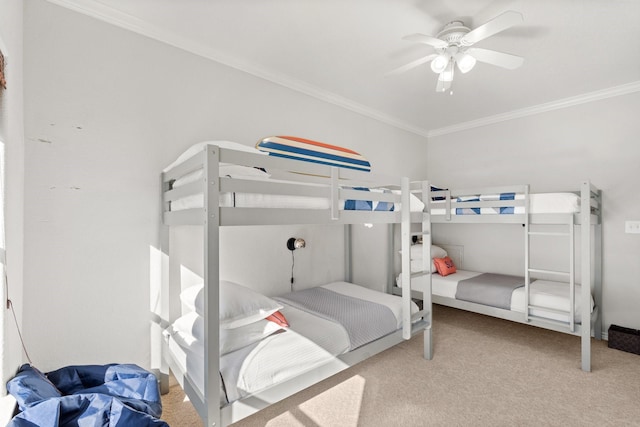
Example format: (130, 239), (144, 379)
(49, 0), (640, 137)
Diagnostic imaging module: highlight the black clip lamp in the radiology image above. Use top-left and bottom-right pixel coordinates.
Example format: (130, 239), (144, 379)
(287, 237), (306, 251)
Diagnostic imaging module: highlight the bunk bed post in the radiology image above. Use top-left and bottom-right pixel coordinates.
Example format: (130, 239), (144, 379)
(524, 185), (530, 323)
(594, 188), (603, 340)
(400, 177), (412, 341)
(422, 180), (433, 360)
(154, 174), (171, 395)
(345, 224), (353, 283)
(580, 181), (592, 372)
(569, 218), (575, 333)
(204, 146), (222, 426)
(387, 223), (395, 294)
(330, 166), (339, 220)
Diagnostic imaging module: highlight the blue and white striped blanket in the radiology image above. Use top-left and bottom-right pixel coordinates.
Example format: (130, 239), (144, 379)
(455, 192), (520, 215)
(344, 187), (395, 211)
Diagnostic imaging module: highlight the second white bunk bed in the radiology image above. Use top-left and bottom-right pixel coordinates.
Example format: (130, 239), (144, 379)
(160, 142), (431, 427)
(394, 181), (602, 372)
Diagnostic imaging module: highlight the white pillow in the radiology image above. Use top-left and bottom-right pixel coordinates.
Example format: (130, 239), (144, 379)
(170, 312), (283, 355)
(172, 311), (204, 340)
(409, 244), (447, 260)
(163, 141), (267, 172)
(410, 259), (438, 274)
(170, 326), (202, 354)
(171, 165), (270, 188)
(180, 285), (204, 315)
(180, 281), (283, 329)
(400, 244), (447, 260)
(221, 320), (283, 354)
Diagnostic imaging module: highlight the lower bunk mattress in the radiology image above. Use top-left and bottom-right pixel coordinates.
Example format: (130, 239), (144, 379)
(165, 281), (418, 406)
(397, 270), (594, 324)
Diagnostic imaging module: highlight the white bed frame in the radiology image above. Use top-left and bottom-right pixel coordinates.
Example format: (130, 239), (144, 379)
(158, 143), (431, 427)
(393, 181), (602, 372)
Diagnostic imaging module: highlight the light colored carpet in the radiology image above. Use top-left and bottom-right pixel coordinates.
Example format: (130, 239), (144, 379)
(161, 305), (640, 426)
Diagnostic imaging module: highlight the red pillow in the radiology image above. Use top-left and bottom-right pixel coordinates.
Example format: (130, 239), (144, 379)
(434, 256), (456, 277)
(265, 310), (289, 327)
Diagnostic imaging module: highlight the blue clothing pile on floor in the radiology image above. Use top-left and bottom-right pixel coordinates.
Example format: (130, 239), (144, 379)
(6, 363), (169, 427)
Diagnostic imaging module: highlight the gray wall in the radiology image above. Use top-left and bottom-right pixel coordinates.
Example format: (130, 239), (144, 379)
(22, 0), (428, 372)
(427, 92), (640, 334)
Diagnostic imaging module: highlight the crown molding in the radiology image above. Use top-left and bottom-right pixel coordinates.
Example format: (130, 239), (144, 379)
(44, 0), (430, 138)
(43, 0), (640, 141)
(427, 81), (640, 138)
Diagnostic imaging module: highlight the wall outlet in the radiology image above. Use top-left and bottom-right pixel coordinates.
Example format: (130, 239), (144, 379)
(625, 221), (640, 234)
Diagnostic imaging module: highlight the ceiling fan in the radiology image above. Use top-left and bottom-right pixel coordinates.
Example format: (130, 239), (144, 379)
(391, 10), (524, 94)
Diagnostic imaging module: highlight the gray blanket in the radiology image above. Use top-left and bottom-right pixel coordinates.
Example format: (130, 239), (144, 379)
(275, 287), (397, 350)
(455, 273), (526, 310)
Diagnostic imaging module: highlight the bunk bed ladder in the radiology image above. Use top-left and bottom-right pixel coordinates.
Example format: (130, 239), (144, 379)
(400, 180), (432, 359)
(421, 180), (433, 360)
(526, 218), (576, 332)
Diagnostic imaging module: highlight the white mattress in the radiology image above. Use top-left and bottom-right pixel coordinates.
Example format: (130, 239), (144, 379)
(168, 303), (348, 404)
(166, 281), (416, 404)
(397, 270), (593, 324)
(171, 191), (333, 210)
(169, 167), (425, 212)
(430, 192), (580, 215)
(171, 188), (424, 212)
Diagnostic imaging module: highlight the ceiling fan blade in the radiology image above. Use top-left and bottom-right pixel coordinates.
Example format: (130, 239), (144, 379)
(403, 33), (448, 49)
(466, 47), (524, 70)
(386, 54), (438, 76)
(460, 10), (523, 46)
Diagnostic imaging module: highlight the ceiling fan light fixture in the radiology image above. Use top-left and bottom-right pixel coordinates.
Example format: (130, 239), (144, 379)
(438, 61), (455, 82)
(430, 54), (449, 74)
(455, 52), (477, 73)
(396, 10), (524, 93)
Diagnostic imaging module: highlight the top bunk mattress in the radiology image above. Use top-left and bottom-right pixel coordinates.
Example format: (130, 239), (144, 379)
(429, 192), (580, 216)
(168, 165), (425, 212)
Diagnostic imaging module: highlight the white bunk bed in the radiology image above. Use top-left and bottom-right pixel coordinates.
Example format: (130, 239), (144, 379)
(159, 142), (430, 427)
(393, 181), (602, 372)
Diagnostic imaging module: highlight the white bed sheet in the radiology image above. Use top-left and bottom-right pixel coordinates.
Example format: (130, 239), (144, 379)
(429, 192), (580, 215)
(166, 281), (414, 404)
(171, 188), (424, 212)
(396, 270), (593, 324)
(171, 191), (332, 211)
(168, 304), (348, 404)
(167, 334), (209, 401)
(168, 167), (425, 212)
(511, 280), (593, 323)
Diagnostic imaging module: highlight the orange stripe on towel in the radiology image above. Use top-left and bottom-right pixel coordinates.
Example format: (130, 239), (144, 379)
(279, 136), (361, 155)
